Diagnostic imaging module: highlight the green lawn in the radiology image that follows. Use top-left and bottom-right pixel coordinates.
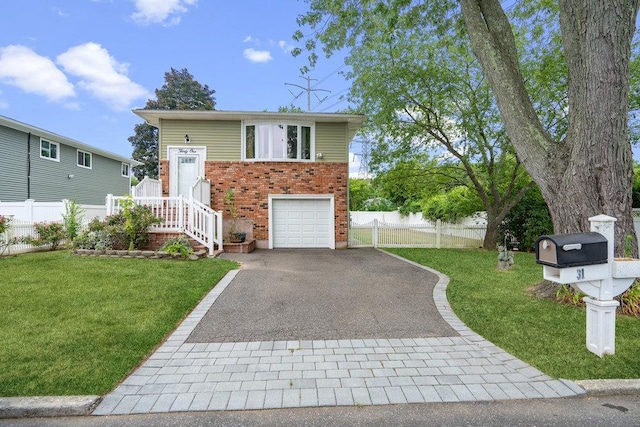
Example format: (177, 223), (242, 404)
(386, 248), (640, 380)
(0, 251), (238, 397)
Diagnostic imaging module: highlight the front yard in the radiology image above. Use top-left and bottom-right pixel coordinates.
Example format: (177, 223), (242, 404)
(0, 251), (237, 397)
(388, 248), (640, 380)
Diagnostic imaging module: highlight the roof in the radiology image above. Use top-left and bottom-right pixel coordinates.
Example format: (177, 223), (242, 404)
(0, 115), (142, 166)
(133, 109), (366, 141)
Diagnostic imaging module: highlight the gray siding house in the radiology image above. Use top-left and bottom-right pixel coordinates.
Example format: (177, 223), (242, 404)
(0, 115), (139, 205)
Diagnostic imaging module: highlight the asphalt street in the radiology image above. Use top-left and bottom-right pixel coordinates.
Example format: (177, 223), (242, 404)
(3, 395), (640, 426)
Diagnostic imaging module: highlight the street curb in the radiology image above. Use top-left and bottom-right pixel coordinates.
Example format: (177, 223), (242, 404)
(575, 379), (640, 396)
(0, 396), (101, 419)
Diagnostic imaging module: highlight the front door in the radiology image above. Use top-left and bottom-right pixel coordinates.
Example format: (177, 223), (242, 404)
(177, 156), (198, 198)
(168, 146), (206, 198)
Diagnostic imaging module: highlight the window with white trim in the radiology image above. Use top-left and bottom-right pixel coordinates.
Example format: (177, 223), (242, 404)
(77, 150), (92, 169)
(121, 163), (130, 177)
(244, 122), (314, 161)
(40, 139), (59, 161)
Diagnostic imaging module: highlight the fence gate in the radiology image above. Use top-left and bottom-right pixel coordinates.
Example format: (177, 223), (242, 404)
(349, 218), (486, 249)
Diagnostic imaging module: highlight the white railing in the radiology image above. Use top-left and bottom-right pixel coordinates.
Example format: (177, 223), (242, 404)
(131, 176), (163, 197)
(106, 194), (223, 255)
(191, 177), (211, 206)
(349, 218), (486, 249)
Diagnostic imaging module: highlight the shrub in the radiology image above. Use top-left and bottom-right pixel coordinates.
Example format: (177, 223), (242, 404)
(62, 199), (84, 243)
(620, 283), (640, 316)
(18, 222), (65, 250)
(160, 237), (193, 258)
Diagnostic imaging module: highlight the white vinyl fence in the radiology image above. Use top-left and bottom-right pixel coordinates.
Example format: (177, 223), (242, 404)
(0, 218), (77, 255)
(349, 211), (487, 249)
(0, 199), (106, 223)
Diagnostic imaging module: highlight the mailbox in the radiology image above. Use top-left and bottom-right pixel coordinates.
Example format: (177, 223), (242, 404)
(536, 232), (608, 268)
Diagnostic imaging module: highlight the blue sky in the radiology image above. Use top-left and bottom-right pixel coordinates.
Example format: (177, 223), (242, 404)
(0, 1), (362, 172)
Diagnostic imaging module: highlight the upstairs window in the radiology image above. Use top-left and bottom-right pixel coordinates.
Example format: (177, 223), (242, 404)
(244, 122), (314, 161)
(77, 150), (92, 169)
(40, 139), (59, 161)
(121, 163), (130, 177)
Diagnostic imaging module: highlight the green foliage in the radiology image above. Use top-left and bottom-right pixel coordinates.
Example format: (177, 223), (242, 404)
(159, 236), (193, 258)
(118, 196), (164, 250)
(74, 199), (162, 250)
(294, 1), (533, 248)
(130, 68), (216, 180)
(0, 215), (11, 235)
(499, 186), (553, 251)
(19, 222), (65, 250)
(555, 285), (585, 307)
(361, 197), (395, 212)
(62, 199), (84, 243)
(349, 178), (379, 210)
(422, 186), (483, 223)
(620, 283), (640, 316)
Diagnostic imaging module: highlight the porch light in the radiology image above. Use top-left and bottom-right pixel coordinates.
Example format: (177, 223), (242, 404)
(185, 134), (190, 144)
(316, 152), (323, 159)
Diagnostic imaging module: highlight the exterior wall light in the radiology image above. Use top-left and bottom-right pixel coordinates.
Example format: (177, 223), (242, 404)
(185, 134), (190, 144)
(316, 152), (323, 159)
(68, 174), (74, 179)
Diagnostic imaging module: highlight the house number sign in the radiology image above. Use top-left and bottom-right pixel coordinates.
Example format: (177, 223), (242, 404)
(178, 148), (197, 154)
(577, 268), (585, 281)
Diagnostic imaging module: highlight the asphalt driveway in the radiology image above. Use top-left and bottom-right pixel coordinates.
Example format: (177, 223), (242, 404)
(187, 248), (458, 343)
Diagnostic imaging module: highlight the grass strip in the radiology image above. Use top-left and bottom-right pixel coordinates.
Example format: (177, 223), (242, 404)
(0, 251), (237, 397)
(386, 248), (640, 380)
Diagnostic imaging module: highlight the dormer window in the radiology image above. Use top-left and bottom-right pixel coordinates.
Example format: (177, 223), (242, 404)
(243, 122), (314, 161)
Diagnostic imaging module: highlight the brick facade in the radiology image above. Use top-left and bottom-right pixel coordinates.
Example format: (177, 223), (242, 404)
(159, 160), (349, 248)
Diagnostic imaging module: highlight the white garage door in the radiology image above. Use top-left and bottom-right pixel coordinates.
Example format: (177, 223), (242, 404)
(272, 198), (332, 248)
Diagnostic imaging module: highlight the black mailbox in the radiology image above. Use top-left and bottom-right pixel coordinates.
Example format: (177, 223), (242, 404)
(536, 232), (608, 268)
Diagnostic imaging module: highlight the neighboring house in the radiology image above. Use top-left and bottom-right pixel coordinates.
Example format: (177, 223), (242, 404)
(133, 110), (365, 249)
(0, 115), (140, 205)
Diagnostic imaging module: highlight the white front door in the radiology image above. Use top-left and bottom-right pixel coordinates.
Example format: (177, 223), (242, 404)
(177, 156), (198, 198)
(168, 146), (206, 198)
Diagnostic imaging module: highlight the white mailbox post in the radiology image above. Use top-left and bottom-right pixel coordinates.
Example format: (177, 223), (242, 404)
(536, 215), (639, 357)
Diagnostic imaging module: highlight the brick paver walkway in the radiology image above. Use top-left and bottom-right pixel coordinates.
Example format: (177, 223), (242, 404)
(94, 259), (585, 415)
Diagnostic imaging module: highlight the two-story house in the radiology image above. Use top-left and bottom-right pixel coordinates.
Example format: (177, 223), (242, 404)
(0, 115), (139, 206)
(133, 110), (365, 249)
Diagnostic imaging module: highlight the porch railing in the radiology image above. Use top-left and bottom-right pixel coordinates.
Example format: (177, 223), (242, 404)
(106, 194), (223, 255)
(131, 177), (162, 197)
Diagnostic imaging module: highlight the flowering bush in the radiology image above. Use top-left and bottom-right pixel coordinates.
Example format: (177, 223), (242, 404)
(0, 215), (10, 234)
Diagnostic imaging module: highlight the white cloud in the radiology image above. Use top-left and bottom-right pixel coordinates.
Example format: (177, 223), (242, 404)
(243, 36), (255, 43)
(131, 0), (197, 26)
(243, 48), (272, 63)
(57, 42), (150, 110)
(278, 40), (294, 53)
(0, 45), (75, 102)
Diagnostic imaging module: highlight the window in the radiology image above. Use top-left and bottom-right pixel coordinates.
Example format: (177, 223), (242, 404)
(244, 122), (314, 161)
(121, 163), (130, 177)
(77, 150), (92, 169)
(40, 139), (59, 161)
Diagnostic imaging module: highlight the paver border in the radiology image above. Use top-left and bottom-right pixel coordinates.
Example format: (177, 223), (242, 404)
(93, 250), (587, 415)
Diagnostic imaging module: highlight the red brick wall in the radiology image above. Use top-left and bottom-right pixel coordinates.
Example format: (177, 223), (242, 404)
(209, 162), (348, 246)
(159, 160), (349, 247)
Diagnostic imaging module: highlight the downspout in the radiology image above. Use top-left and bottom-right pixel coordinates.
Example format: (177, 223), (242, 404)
(27, 132), (31, 199)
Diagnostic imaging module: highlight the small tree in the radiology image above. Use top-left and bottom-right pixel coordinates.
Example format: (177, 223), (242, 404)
(62, 199), (84, 243)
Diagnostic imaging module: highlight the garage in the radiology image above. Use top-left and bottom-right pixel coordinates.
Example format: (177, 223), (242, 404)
(269, 195), (335, 249)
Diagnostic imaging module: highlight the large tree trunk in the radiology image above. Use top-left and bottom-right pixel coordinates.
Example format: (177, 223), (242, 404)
(460, 0), (639, 256)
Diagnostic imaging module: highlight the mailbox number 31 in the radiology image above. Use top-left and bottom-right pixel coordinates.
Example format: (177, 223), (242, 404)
(577, 268), (585, 281)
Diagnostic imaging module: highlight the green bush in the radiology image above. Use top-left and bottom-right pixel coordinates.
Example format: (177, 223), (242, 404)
(62, 199), (84, 243)
(160, 237), (193, 258)
(18, 222), (65, 250)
